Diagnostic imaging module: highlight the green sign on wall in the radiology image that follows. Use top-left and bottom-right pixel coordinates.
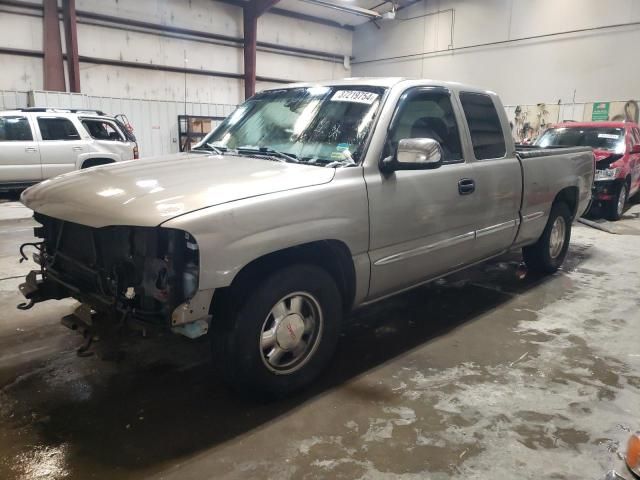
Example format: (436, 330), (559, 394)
(592, 102), (610, 121)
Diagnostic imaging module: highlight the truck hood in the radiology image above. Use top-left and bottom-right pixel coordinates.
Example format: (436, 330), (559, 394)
(21, 152), (336, 228)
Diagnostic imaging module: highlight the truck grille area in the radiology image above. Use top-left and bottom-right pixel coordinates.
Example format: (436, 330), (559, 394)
(33, 213), (199, 323)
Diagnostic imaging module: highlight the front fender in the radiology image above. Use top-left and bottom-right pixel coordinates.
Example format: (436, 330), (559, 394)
(160, 168), (370, 291)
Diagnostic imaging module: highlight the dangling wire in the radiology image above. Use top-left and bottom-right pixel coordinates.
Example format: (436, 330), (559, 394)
(18, 242), (43, 263)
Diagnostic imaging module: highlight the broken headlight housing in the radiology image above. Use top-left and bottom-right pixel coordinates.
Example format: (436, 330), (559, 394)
(594, 167), (621, 181)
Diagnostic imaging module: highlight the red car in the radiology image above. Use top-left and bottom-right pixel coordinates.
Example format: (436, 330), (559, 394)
(535, 121), (640, 220)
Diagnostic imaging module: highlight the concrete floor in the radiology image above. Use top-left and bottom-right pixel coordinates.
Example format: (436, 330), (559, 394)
(0, 198), (639, 480)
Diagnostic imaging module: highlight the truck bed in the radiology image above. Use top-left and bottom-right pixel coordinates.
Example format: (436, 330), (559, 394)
(512, 145), (595, 248)
(515, 145), (593, 159)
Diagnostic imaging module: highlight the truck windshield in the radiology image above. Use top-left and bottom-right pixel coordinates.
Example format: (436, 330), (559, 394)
(535, 127), (625, 153)
(197, 86), (385, 166)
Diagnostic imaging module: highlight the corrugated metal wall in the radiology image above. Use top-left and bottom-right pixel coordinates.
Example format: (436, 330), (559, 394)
(0, 90), (235, 158)
(0, 90), (29, 110)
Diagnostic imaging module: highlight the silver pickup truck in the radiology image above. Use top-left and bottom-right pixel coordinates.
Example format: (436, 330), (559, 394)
(18, 78), (594, 397)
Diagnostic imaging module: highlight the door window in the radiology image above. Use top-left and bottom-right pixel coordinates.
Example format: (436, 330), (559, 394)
(459, 92), (506, 160)
(37, 117), (81, 141)
(384, 89), (463, 163)
(0, 116), (33, 141)
(81, 119), (124, 141)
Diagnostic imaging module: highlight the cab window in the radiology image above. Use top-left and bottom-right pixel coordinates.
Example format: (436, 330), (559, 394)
(459, 92), (506, 160)
(384, 89), (463, 163)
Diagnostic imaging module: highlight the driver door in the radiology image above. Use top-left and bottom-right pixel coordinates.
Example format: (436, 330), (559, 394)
(365, 87), (480, 299)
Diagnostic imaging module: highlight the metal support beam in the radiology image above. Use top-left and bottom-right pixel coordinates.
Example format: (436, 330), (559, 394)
(243, 0), (280, 100)
(42, 0), (65, 91)
(243, 10), (257, 101)
(62, 0), (80, 92)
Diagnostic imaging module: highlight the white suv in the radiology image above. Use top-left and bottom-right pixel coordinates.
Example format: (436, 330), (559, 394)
(0, 108), (138, 190)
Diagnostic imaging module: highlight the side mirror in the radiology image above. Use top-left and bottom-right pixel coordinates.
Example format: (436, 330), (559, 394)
(631, 144), (640, 154)
(381, 138), (443, 173)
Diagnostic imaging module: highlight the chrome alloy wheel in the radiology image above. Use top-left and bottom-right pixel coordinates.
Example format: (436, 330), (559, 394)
(549, 216), (566, 259)
(259, 292), (323, 374)
(617, 184), (627, 217)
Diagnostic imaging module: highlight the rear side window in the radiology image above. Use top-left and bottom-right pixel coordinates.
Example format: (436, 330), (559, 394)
(459, 92), (506, 160)
(0, 116), (33, 141)
(37, 117), (80, 141)
(81, 119), (124, 141)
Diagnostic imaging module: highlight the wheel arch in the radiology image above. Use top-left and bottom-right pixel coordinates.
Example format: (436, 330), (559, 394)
(80, 157), (116, 169)
(210, 240), (357, 330)
(552, 186), (579, 219)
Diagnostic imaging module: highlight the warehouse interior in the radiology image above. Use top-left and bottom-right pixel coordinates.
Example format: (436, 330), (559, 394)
(1, 1), (640, 479)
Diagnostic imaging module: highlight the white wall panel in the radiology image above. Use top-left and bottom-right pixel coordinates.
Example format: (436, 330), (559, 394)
(76, 0), (242, 37)
(0, 12), (43, 51)
(353, 0), (640, 106)
(77, 64), (243, 105)
(257, 50), (349, 82)
(0, 55), (42, 92)
(76, 24), (243, 75)
(258, 11), (352, 57)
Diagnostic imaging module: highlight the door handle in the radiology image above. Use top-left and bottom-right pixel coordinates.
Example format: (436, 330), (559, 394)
(24, 146), (38, 153)
(458, 178), (475, 195)
(72, 146), (84, 151)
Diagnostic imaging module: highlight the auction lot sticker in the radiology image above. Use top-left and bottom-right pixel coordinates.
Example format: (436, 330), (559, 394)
(331, 90), (379, 104)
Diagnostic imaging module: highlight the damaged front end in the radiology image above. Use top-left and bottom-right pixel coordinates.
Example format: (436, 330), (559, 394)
(18, 213), (212, 344)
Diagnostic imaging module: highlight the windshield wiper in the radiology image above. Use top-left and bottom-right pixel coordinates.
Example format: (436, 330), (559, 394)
(323, 157), (357, 168)
(238, 147), (299, 164)
(192, 143), (226, 155)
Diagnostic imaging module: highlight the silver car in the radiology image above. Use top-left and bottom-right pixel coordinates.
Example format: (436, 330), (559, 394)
(0, 108), (138, 191)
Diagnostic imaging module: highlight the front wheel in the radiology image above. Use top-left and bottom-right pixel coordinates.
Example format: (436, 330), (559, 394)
(605, 182), (627, 221)
(211, 264), (342, 399)
(522, 203), (572, 274)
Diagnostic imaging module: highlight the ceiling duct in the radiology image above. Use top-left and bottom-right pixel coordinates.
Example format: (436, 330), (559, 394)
(298, 0), (382, 19)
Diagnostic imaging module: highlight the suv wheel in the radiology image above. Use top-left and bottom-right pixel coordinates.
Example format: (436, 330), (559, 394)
(523, 202), (572, 274)
(211, 264), (342, 399)
(606, 182), (627, 221)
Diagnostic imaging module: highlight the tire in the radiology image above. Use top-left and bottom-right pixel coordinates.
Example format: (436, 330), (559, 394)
(211, 264), (342, 399)
(523, 202), (572, 274)
(605, 181), (628, 221)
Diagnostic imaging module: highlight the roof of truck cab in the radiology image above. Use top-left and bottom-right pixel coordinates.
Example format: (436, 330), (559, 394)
(552, 121), (639, 129)
(261, 77), (497, 95)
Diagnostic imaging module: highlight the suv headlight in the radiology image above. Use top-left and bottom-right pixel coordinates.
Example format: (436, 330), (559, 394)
(595, 167), (620, 181)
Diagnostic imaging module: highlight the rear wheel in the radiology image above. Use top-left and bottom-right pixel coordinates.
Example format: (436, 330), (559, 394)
(211, 264), (342, 399)
(605, 182), (627, 221)
(523, 203), (572, 274)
